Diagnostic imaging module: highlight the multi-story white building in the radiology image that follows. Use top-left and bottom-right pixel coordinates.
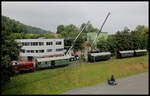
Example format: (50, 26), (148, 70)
(15, 38), (66, 61)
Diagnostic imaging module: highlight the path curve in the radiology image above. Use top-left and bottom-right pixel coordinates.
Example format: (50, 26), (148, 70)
(62, 72), (148, 94)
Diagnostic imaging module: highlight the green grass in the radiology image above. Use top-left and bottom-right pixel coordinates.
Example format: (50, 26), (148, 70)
(2, 55), (148, 95)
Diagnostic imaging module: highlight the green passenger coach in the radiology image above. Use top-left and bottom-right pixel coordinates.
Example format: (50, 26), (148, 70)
(134, 49), (147, 56)
(35, 56), (70, 69)
(88, 52), (111, 62)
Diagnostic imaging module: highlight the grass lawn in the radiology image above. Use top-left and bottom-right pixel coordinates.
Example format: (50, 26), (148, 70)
(2, 55), (148, 95)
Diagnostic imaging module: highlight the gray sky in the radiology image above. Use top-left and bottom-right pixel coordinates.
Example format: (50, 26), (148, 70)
(2, 1), (148, 34)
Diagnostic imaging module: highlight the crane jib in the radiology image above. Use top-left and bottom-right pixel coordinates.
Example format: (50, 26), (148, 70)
(91, 12), (111, 48)
(66, 21), (90, 55)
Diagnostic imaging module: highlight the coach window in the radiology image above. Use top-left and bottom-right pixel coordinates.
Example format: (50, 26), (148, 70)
(45, 61), (47, 64)
(38, 62), (41, 65)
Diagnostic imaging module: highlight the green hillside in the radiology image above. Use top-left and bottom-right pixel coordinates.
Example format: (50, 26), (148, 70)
(2, 16), (53, 34)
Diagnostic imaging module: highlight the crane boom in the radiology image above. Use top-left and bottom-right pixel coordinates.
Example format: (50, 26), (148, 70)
(91, 12), (110, 49)
(66, 21), (90, 56)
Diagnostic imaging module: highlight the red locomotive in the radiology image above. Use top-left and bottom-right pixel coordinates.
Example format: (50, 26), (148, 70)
(11, 61), (34, 71)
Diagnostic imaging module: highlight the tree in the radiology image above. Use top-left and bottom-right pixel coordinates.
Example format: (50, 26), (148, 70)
(56, 25), (65, 34)
(80, 21), (99, 33)
(1, 17), (22, 84)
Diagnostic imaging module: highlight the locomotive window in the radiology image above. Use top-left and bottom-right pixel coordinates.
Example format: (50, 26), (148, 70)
(38, 62), (41, 65)
(45, 61), (47, 64)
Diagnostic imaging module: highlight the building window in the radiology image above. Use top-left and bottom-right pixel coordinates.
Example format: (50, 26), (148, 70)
(56, 41), (62, 45)
(31, 42), (33, 46)
(56, 48), (64, 51)
(27, 50), (30, 53)
(46, 42), (53, 45)
(24, 42), (28, 46)
(35, 42), (38, 46)
(22, 49), (25, 53)
(33, 42), (36, 46)
(27, 42), (30, 46)
(36, 50), (38, 53)
(47, 49), (52, 52)
(22, 42), (25, 46)
(39, 42), (44, 46)
(39, 50), (44, 53)
(31, 50), (34, 53)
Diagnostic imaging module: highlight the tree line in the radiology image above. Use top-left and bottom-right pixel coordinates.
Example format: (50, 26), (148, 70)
(2, 16), (53, 34)
(96, 26), (148, 54)
(57, 23), (148, 54)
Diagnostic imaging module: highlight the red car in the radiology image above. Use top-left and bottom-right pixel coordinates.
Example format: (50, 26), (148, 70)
(11, 61), (35, 71)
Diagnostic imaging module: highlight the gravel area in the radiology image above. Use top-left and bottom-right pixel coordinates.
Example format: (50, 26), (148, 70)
(62, 72), (149, 95)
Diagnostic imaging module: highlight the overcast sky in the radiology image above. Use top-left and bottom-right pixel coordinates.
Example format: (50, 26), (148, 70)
(2, 1), (148, 34)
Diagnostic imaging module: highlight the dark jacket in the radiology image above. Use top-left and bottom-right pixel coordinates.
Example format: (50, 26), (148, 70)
(111, 75), (115, 82)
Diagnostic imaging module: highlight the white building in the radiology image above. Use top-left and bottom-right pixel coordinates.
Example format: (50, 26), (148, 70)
(15, 38), (66, 61)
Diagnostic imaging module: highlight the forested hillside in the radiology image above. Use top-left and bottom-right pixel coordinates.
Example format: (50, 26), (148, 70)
(2, 16), (53, 34)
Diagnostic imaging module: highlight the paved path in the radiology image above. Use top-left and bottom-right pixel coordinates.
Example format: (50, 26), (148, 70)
(62, 72), (149, 94)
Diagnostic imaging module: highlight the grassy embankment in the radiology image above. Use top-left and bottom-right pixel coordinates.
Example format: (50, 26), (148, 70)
(2, 55), (148, 94)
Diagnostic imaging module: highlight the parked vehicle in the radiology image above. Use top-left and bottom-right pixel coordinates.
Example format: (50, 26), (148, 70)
(88, 52), (111, 62)
(117, 49), (147, 58)
(117, 50), (134, 58)
(11, 49), (147, 73)
(12, 61), (35, 71)
(35, 56), (70, 69)
(134, 49), (147, 56)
